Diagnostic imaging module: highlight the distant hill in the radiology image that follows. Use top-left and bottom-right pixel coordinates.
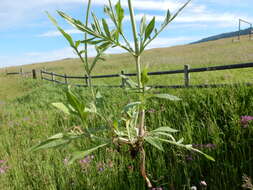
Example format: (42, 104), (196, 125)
(192, 28), (253, 44)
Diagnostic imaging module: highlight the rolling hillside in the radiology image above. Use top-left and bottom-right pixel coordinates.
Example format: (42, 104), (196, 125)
(1, 34), (253, 100)
(192, 27), (253, 44)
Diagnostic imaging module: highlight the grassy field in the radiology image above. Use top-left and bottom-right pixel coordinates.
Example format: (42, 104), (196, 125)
(0, 36), (253, 189)
(1, 34), (253, 96)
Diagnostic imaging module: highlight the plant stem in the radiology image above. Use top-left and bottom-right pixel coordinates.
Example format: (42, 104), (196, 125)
(84, 0), (92, 67)
(128, 0), (142, 89)
(128, 0), (139, 55)
(135, 56), (142, 90)
(84, 0), (95, 98)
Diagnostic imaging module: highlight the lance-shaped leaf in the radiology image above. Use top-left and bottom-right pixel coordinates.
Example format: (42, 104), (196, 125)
(151, 127), (179, 133)
(141, 68), (149, 86)
(66, 86), (84, 115)
(92, 12), (102, 34)
(57, 11), (99, 37)
(149, 94), (181, 101)
(52, 102), (70, 115)
(123, 102), (141, 113)
(144, 136), (164, 151)
(163, 9), (171, 26)
(150, 131), (176, 141)
(115, 0), (124, 32)
(104, 5), (114, 21)
(46, 12), (75, 48)
(68, 143), (108, 165)
(157, 138), (215, 162)
(29, 132), (84, 152)
(120, 75), (138, 89)
(102, 19), (111, 38)
(145, 17), (155, 41)
(140, 15), (147, 37)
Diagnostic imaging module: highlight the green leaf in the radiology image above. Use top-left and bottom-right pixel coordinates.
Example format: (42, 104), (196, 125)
(75, 41), (81, 48)
(141, 68), (149, 86)
(30, 133), (70, 152)
(68, 143), (108, 165)
(156, 138), (215, 162)
(162, 9), (171, 26)
(102, 19), (111, 38)
(84, 103), (97, 114)
(140, 15), (147, 37)
(65, 86), (86, 119)
(177, 138), (184, 144)
(30, 139), (70, 152)
(96, 91), (103, 99)
(190, 147), (215, 162)
(46, 12), (75, 48)
(97, 42), (111, 52)
(104, 5), (114, 21)
(119, 75), (138, 89)
(151, 94), (181, 101)
(52, 102), (70, 115)
(115, 0), (124, 32)
(145, 17), (155, 41)
(111, 29), (120, 42)
(57, 11), (98, 37)
(92, 12), (102, 34)
(151, 131), (176, 141)
(79, 50), (86, 55)
(152, 127), (179, 133)
(123, 102), (141, 113)
(145, 136), (164, 151)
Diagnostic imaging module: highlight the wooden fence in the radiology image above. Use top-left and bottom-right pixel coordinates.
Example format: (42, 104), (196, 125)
(40, 62), (253, 89)
(6, 68), (35, 78)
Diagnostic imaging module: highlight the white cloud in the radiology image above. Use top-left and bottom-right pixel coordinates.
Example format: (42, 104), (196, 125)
(0, 0), (186, 29)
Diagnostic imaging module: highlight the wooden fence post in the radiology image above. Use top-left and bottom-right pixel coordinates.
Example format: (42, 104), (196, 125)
(84, 75), (88, 86)
(64, 74), (68, 84)
(121, 70), (126, 88)
(51, 72), (55, 83)
(184, 65), (190, 87)
(32, 69), (37, 79)
(20, 68), (23, 76)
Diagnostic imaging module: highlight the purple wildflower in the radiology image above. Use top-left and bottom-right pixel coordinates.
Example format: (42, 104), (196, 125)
(148, 109), (156, 113)
(200, 180), (207, 187)
(127, 165), (134, 172)
(0, 166), (9, 174)
(151, 188), (163, 190)
(0, 160), (6, 164)
(240, 116), (253, 128)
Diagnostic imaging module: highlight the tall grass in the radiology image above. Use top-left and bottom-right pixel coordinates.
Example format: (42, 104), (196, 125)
(0, 80), (252, 189)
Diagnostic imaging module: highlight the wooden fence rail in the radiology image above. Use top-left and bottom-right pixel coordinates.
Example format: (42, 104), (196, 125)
(40, 62), (253, 88)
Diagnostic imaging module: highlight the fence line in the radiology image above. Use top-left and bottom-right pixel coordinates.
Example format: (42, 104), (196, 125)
(39, 62), (253, 88)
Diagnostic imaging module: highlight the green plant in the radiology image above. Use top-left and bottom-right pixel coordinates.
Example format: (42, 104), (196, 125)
(31, 0), (215, 188)
(46, 0), (108, 96)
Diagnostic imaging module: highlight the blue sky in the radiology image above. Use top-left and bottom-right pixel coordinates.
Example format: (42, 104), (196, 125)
(0, 0), (252, 68)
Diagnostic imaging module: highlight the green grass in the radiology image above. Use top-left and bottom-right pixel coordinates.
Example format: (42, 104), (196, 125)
(0, 36), (253, 189)
(0, 81), (252, 189)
